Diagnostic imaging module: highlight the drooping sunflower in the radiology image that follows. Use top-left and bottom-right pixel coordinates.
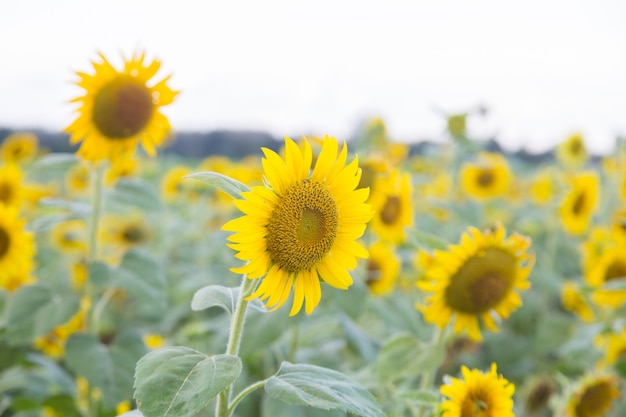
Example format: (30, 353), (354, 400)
(566, 374), (620, 417)
(0, 163), (24, 207)
(65, 51), (178, 163)
(417, 223), (534, 341)
(222, 136), (372, 315)
(0, 204), (35, 280)
(440, 363), (515, 417)
(1, 132), (38, 163)
(559, 172), (599, 235)
(460, 152), (511, 200)
(365, 242), (400, 295)
(556, 132), (589, 168)
(369, 170), (413, 243)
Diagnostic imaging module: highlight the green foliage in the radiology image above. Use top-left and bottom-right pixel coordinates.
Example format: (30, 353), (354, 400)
(107, 178), (162, 211)
(184, 171), (251, 199)
(191, 284), (240, 314)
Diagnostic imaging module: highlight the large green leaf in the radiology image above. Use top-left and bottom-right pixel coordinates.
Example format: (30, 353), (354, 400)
(265, 362), (385, 417)
(191, 285), (239, 314)
(29, 153), (78, 176)
(376, 333), (443, 384)
(4, 284), (79, 345)
(65, 331), (147, 408)
(134, 347), (242, 417)
(184, 171), (250, 199)
(107, 178), (162, 211)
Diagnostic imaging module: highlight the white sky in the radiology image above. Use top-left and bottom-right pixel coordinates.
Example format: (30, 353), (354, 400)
(1, 0), (625, 154)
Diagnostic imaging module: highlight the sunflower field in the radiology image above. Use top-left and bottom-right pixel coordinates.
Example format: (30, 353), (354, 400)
(0, 51), (625, 417)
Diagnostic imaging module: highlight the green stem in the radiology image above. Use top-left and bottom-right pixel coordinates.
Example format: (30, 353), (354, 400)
(216, 275), (257, 417)
(419, 326), (445, 391)
(226, 380), (267, 416)
(287, 324), (299, 363)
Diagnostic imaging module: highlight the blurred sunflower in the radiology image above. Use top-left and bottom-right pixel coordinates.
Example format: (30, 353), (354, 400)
(161, 165), (195, 202)
(223, 136), (372, 315)
(595, 328), (626, 368)
(560, 172), (599, 235)
(561, 281), (595, 323)
(364, 242), (400, 295)
(529, 170), (556, 205)
(33, 298), (88, 358)
(1, 132), (38, 163)
(65, 51), (178, 163)
(440, 363), (515, 417)
(49, 219), (87, 256)
(566, 374), (620, 417)
(369, 170), (413, 243)
(0, 163), (24, 207)
(356, 153), (391, 192)
(0, 204), (35, 280)
(0, 269), (35, 293)
(556, 132), (588, 168)
(65, 163), (91, 196)
(460, 152), (511, 200)
(105, 155), (140, 186)
(101, 214), (151, 254)
(585, 242), (626, 308)
(417, 224), (534, 341)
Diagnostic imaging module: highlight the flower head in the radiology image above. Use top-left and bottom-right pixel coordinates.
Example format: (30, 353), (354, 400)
(566, 374), (620, 417)
(460, 153), (511, 200)
(559, 172), (599, 235)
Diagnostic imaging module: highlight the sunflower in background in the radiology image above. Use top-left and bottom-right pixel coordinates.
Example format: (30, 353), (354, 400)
(559, 172), (599, 235)
(49, 219), (88, 256)
(460, 152), (511, 200)
(161, 165), (196, 203)
(364, 242), (400, 295)
(560, 281), (595, 323)
(65, 51), (178, 163)
(564, 374), (620, 417)
(1, 132), (38, 164)
(584, 238), (626, 308)
(105, 155), (141, 186)
(33, 298), (89, 359)
(65, 162), (91, 196)
(417, 223), (534, 341)
(595, 328), (626, 369)
(0, 204), (35, 290)
(556, 132), (589, 168)
(368, 170), (413, 244)
(0, 163), (25, 208)
(101, 214), (151, 255)
(223, 136), (372, 315)
(529, 169), (557, 206)
(440, 363), (515, 417)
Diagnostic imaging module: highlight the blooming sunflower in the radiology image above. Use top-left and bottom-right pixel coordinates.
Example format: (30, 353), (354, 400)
(1, 132), (38, 163)
(417, 224), (534, 341)
(559, 172), (599, 235)
(222, 136), (372, 315)
(460, 152), (511, 200)
(561, 281), (595, 323)
(586, 243), (626, 308)
(50, 219), (87, 256)
(65, 51), (178, 163)
(595, 328), (626, 368)
(369, 170), (413, 243)
(0, 163), (24, 207)
(440, 363), (515, 417)
(365, 242), (400, 295)
(101, 214), (151, 252)
(33, 298), (88, 358)
(0, 204), (35, 281)
(65, 163), (91, 196)
(566, 374), (620, 417)
(556, 132), (589, 168)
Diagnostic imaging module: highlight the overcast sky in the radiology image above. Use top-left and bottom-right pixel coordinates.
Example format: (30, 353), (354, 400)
(1, 0), (625, 154)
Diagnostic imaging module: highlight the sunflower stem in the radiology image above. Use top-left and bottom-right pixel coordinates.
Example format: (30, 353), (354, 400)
(418, 326), (446, 417)
(287, 324), (299, 363)
(216, 275), (256, 417)
(226, 379), (267, 416)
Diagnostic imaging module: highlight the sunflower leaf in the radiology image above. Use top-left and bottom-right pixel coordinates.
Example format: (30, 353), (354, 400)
(134, 347), (242, 417)
(407, 229), (449, 251)
(191, 285), (239, 314)
(183, 171), (250, 199)
(107, 178), (162, 211)
(265, 362), (385, 417)
(29, 153), (78, 175)
(399, 389), (440, 406)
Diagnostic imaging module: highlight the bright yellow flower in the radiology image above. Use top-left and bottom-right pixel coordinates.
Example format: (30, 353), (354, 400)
(560, 172), (599, 235)
(49, 219), (88, 255)
(65, 51), (178, 163)
(33, 298), (88, 358)
(586, 243), (626, 308)
(561, 281), (595, 323)
(357, 153), (391, 192)
(529, 170), (556, 205)
(0, 163), (24, 207)
(65, 163), (91, 196)
(116, 401), (132, 415)
(566, 374), (620, 417)
(556, 132), (588, 168)
(365, 242), (400, 295)
(417, 224), (534, 341)
(143, 333), (165, 350)
(440, 363), (515, 417)
(595, 328), (626, 368)
(161, 165), (194, 203)
(0, 204), (35, 287)
(105, 155), (140, 186)
(460, 152), (511, 200)
(1, 132), (38, 163)
(223, 136), (372, 315)
(369, 170), (413, 243)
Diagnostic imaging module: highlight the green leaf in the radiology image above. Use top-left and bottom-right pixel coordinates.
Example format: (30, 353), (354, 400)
(65, 331), (147, 408)
(107, 178), (162, 211)
(615, 358), (626, 378)
(191, 285), (238, 313)
(29, 213), (83, 232)
(42, 394), (82, 417)
(88, 260), (112, 292)
(399, 389), (440, 406)
(265, 362), (385, 417)
(134, 347), (242, 417)
(376, 333), (442, 384)
(407, 229), (448, 251)
(38, 197), (92, 214)
(5, 284), (80, 345)
(184, 171), (250, 199)
(29, 153), (78, 174)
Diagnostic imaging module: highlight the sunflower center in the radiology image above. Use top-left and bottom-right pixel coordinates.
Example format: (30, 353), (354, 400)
(0, 182), (13, 204)
(570, 139), (583, 154)
(380, 195), (401, 225)
(0, 226), (11, 258)
(122, 225), (147, 244)
(445, 248), (516, 314)
(604, 260), (626, 282)
(572, 192), (587, 215)
(574, 381), (615, 417)
(92, 75), (154, 139)
(477, 170), (494, 187)
(461, 393), (490, 417)
(366, 260), (382, 285)
(267, 180), (338, 273)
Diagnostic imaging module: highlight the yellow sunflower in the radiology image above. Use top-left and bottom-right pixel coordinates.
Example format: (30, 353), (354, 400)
(0, 269), (35, 293)
(440, 363), (515, 417)
(460, 152), (511, 200)
(566, 374), (620, 417)
(560, 172), (599, 235)
(101, 214), (151, 252)
(105, 155), (140, 186)
(161, 165), (197, 202)
(586, 243), (626, 308)
(65, 51), (178, 163)
(417, 224), (534, 341)
(49, 219), (87, 256)
(369, 170), (413, 243)
(556, 132), (589, 168)
(222, 135), (372, 315)
(0, 163), (24, 207)
(0, 204), (35, 281)
(33, 298), (88, 359)
(365, 242), (400, 295)
(529, 170), (556, 205)
(595, 328), (626, 368)
(561, 281), (595, 323)
(65, 163), (91, 196)
(1, 132), (38, 163)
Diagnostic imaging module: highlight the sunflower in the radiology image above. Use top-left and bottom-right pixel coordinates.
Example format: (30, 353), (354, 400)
(222, 136), (372, 315)
(105, 155), (140, 186)
(417, 224), (534, 341)
(586, 244), (626, 308)
(0, 204), (35, 281)
(161, 165), (198, 202)
(1, 132), (38, 163)
(101, 214), (151, 253)
(560, 172), (599, 235)
(556, 132), (589, 168)
(33, 298), (88, 358)
(561, 281), (595, 323)
(566, 374), (620, 417)
(460, 152), (511, 200)
(365, 242), (400, 295)
(65, 163), (91, 196)
(529, 170), (556, 205)
(49, 219), (87, 255)
(595, 328), (626, 368)
(65, 51), (178, 163)
(369, 170), (413, 243)
(0, 269), (35, 293)
(0, 163), (24, 207)
(440, 363), (515, 417)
